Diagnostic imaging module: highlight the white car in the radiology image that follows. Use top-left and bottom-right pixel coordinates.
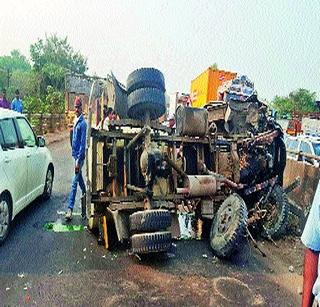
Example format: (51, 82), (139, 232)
(285, 135), (320, 167)
(0, 109), (54, 244)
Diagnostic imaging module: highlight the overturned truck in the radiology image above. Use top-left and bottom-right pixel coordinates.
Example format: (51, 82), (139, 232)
(85, 68), (288, 258)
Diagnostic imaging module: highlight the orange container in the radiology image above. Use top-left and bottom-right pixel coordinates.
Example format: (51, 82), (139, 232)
(190, 68), (237, 108)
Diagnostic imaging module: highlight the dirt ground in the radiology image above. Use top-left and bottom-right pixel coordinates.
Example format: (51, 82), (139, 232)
(0, 235), (304, 307)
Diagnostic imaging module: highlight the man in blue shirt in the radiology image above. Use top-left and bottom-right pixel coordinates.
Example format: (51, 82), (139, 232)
(11, 89), (23, 113)
(65, 97), (87, 220)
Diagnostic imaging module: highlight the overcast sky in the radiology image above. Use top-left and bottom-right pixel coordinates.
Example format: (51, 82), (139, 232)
(1, 0), (319, 100)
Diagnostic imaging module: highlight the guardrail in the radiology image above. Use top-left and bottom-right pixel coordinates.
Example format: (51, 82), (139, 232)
(26, 113), (67, 135)
(286, 149), (320, 163)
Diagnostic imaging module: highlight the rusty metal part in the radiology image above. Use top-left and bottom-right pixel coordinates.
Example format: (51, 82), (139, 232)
(230, 142), (240, 182)
(237, 130), (279, 147)
(284, 176), (301, 194)
(126, 184), (146, 193)
(163, 154), (187, 178)
(126, 125), (151, 150)
(176, 175), (218, 197)
(176, 106), (208, 137)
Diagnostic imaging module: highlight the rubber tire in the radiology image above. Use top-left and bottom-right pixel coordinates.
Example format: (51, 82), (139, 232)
(259, 184), (289, 239)
(42, 167), (54, 201)
(210, 194), (248, 258)
(127, 68), (165, 95)
(128, 88), (166, 120)
(129, 209), (172, 233)
(0, 194), (12, 246)
(131, 231), (172, 254)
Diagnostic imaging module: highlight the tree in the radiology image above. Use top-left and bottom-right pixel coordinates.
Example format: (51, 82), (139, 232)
(289, 88), (317, 113)
(0, 49), (31, 89)
(30, 34), (87, 92)
(210, 63), (218, 70)
(271, 88), (317, 116)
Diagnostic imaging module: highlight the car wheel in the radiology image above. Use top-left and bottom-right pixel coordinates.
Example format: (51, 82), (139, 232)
(42, 167), (54, 200)
(0, 194), (12, 245)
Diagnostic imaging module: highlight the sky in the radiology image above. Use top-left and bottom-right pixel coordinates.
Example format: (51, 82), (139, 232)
(1, 0), (319, 101)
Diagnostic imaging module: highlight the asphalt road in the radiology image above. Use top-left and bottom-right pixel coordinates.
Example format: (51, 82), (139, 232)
(0, 138), (303, 306)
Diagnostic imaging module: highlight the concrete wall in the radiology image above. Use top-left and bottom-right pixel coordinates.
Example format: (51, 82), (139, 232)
(284, 159), (320, 209)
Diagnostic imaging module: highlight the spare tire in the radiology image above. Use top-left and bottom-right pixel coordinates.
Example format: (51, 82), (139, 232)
(128, 88), (166, 120)
(127, 68), (165, 94)
(129, 209), (172, 233)
(131, 231), (172, 254)
(210, 194), (248, 258)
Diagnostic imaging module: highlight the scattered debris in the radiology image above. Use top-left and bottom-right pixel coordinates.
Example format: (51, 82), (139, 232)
(289, 265), (294, 273)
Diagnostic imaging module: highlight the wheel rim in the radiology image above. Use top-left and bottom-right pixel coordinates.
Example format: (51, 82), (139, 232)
(217, 204), (234, 233)
(0, 200), (9, 238)
(46, 170), (53, 196)
(263, 200), (278, 229)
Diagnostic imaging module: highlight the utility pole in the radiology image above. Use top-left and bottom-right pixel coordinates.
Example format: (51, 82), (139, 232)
(6, 68), (12, 88)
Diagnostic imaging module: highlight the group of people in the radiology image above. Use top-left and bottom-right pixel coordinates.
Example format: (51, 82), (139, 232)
(0, 89), (24, 113)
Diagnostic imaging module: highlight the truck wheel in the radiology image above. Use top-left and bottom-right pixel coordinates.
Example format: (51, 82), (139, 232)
(0, 194), (12, 246)
(127, 68), (165, 95)
(210, 194), (248, 258)
(131, 231), (172, 254)
(129, 209), (171, 233)
(260, 184), (288, 239)
(128, 88), (166, 120)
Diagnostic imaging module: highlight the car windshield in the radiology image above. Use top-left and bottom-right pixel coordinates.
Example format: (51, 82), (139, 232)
(312, 142), (320, 156)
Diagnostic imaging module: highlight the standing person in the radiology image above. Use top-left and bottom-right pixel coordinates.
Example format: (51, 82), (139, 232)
(301, 182), (320, 306)
(0, 89), (10, 109)
(11, 89), (24, 113)
(65, 97), (87, 220)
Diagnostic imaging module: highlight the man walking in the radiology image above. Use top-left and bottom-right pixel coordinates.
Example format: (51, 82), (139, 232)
(66, 97), (87, 220)
(11, 89), (23, 113)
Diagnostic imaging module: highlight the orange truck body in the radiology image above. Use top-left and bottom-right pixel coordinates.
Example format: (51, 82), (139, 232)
(190, 68), (237, 108)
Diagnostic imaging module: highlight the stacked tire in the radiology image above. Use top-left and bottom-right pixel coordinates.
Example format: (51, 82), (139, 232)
(127, 68), (166, 121)
(129, 209), (172, 254)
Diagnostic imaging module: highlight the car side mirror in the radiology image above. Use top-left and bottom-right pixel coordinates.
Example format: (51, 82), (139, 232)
(38, 136), (46, 147)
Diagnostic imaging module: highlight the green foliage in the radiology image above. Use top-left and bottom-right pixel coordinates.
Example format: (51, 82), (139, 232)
(271, 88), (317, 116)
(0, 49), (31, 71)
(45, 86), (65, 114)
(210, 63), (218, 70)
(0, 49), (31, 90)
(30, 34), (87, 92)
(7, 70), (41, 98)
(24, 87), (64, 114)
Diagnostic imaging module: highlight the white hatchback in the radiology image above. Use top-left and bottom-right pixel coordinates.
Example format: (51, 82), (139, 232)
(0, 109), (54, 244)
